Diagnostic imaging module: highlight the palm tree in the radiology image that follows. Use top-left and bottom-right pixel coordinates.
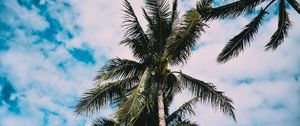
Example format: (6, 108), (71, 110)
(75, 0), (236, 125)
(197, 0), (300, 63)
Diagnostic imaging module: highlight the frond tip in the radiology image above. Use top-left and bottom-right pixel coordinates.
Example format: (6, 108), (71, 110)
(94, 58), (145, 82)
(265, 0), (292, 50)
(115, 68), (152, 125)
(198, 0), (264, 21)
(75, 77), (139, 115)
(122, 0), (149, 60)
(170, 0), (179, 29)
(287, 0), (300, 14)
(166, 9), (205, 65)
(179, 73), (236, 121)
(92, 117), (117, 126)
(167, 97), (199, 125)
(217, 9), (267, 63)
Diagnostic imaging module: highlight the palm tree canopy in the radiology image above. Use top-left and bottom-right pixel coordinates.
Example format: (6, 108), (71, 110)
(76, 0), (236, 125)
(197, 0), (299, 63)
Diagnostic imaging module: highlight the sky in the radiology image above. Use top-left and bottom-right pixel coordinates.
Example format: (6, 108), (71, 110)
(0, 0), (299, 126)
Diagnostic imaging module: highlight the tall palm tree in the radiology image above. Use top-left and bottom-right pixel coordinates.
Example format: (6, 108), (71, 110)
(197, 0), (300, 63)
(75, 0), (236, 125)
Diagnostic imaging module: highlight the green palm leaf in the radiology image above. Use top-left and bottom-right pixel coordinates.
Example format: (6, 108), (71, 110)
(142, 7), (154, 26)
(265, 0), (292, 50)
(92, 117), (118, 126)
(146, 0), (170, 19)
(217, 9), (267, 63)
(287, 0), (300, 14)
(198, 0), (265, 21)
(207, 0), (298, 62)
(120, 38), (150, 61)
(115, 68), (153, 125)
(167, 97), (199, 125)
(75, 77), (139, 115)
(175, 120), (198, 126)
(145, 0), (172, 54)
(179, 73), (236, 121)
(196, 0), (213, 12)
(164, 72), (181, 107)
(170, 0), (179, 27)
(122, 0), (149, 60)
(166, 9), (205, 65)
(95, 58), (145, 82)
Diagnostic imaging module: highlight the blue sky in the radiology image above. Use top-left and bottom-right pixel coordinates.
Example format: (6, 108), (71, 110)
(0, 0), (299, 126)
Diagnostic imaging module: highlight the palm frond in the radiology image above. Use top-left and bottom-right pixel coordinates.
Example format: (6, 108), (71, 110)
(164, 71), (181, 107)
(122, 0), (149, 60)
(95, 58), (145, 82)
(115, 68), (153, 125)
(287, 0), (300, 14)
(196, 0), (213, 12)
(175, 120), (198, 126)
(198, 0), (265, 21)
(179, 73), (236, 121)
(265, 0), (292, 50)
(167, 97), (199, 125)
(75, 77), (139, 115)
(92, 117), (118, 126)
(217, 9), (267, 63)
(120, 38), (150, 60)
(166, 9), (205, 65)
(145, 0), (171, 21)
(142, 7), (155, 30)
(142, 7), (156, 40)
(170, 0), (179, 27)
(145, 0), (172, 53)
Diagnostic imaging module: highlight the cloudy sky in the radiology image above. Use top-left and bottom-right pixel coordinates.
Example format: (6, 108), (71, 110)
(0, 0), (299, 126)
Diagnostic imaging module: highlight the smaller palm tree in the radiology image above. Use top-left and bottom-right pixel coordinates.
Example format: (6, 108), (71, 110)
(197, 0), (300, 63)
(75, 0), (236, 125)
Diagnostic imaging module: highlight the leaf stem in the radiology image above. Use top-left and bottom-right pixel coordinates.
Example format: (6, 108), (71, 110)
(263, 0), (276, 11)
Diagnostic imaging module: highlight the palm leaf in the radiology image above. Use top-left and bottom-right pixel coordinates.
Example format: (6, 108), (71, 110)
(92, 117), (118, 126)
(122, 0), (149, 60)
(196, 0), (213, 12)
(217, 9), (267, 63)
(164, 71), (181, 107)
(287, 0), (300, 14)
(167, 97), (199, 125)
(145, 0), (170, 19)
(179, 73), (236, 121)
(141, 6), (152, 23)
(142, 7), (155, 32)
(170, 0), (179, 28)
(166, 9), (205, 65)
(142, 7), (156, 41)
(265, 0), (292, 50)
(115, 68), (153, 125)
(198, 0), (265, 21)
(120, 38), (150, 60)
(175, 120), (198, 126)
(95, 58), (145, 82)
(75, 77), (139, 115)
(145, 0), (172, 54)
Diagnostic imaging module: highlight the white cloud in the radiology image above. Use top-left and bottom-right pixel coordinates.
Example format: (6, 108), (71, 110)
(1, 0), (49, 31)
(0, 0), (299, 126)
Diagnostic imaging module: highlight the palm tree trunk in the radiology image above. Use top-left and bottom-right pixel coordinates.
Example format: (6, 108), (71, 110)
(158, 84), (166, 126)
